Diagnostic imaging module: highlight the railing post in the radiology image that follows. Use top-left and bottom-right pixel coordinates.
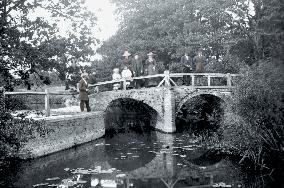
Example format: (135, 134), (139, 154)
(191, 75), (195, 86)
(45, 89), (50, 117)
(227, 73), (232, 87)
(123, 79), (127, 90)
(0, 87), (5, 112)
(164, 70), (171, 87)
(207, 75), (211, 86)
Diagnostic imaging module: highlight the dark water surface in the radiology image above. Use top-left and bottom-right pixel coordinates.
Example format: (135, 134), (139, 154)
(1, 131), (280, 188)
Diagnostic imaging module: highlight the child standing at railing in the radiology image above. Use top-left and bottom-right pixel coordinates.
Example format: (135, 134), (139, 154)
(112, 68), (121, 91)
(121, 66), (133, 89)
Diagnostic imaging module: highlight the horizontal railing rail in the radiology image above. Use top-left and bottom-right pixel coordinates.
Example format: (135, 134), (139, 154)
(90, 71), (241, 90)
(4, 90), (76, 117)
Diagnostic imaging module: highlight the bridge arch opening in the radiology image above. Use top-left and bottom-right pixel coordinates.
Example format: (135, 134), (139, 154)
(176, 94), (225, 135)
(104, 98), (158, 137)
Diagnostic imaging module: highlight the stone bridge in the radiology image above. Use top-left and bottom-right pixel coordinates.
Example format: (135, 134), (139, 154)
(90, 85), (233, 133)
(3, 73), (238, 158)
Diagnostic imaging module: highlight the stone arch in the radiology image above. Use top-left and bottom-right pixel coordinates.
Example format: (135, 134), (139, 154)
(90, 89), (164, 118)
(104, 97), (160, 131)
(175, 90), (232, 133)
(176, 89), (232, 115)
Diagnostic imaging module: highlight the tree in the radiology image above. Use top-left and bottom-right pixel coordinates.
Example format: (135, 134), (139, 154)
(217, 0), (284, 167)
(0, 0), (99, 90)
(98, 0), (252, 71)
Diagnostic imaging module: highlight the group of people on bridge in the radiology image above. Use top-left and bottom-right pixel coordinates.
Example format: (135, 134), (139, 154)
(78, 49), (207, 112)
(112, 49), (207, 90)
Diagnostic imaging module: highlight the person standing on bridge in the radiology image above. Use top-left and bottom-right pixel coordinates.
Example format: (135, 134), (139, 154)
(112, 68), (121, 90)
(180, 51), (193, 85)
(193, 49), (207, 85)
(193, 49), (206, 73)
(79, 72), (91, 112)
(131, 53), (144, 88)
(145, 52), (158, 87)
(121, 50), (132, 71)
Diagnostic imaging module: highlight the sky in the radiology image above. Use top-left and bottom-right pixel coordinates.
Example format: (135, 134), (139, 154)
(27, 0), (119, 41)
(85, 0), (119, 41)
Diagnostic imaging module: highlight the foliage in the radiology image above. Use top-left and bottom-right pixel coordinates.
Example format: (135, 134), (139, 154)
(0, 0), (99, 91)
(250, 0), (284, 61)
(205, 55), (248, 74)
(0, 89), (49, 158)
(218, 59), (284, 166)
(98, 0), (253, 72)
(4, 96), (29, 110)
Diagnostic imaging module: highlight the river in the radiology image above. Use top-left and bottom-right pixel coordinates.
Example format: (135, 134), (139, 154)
(1, 130), (280, 188)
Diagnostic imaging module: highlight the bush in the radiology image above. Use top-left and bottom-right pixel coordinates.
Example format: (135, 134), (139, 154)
(216, 59), (284, 167)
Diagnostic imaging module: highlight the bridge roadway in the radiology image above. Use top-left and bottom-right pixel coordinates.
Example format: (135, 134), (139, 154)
(2, 72), (239, 158)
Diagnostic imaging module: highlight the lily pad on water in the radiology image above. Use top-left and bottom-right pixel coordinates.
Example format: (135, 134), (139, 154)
(47, 184), (59, 187)
(212, 182), (232, 187)
(32, 183), (49, 187)
(46, 177), (60, 181)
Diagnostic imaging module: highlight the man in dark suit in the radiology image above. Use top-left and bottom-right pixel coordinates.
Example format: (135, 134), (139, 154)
(180, 52), (192, 72)
(79, 72), (91, 112)
(180, 52), (193, 85)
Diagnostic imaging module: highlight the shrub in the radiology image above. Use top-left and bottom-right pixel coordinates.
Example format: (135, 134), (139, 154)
(217, 59), (284, 167)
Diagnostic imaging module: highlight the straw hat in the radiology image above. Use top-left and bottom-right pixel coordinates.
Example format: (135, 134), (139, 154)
(147, 52), (154, 56)
(122, 50), (131, 57)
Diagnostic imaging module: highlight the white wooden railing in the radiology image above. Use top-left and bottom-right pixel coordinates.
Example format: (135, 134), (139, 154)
(4, 90), (74, 117)
(89, 71), (240, 91)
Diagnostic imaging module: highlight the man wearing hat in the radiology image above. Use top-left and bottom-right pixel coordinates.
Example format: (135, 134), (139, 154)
(79, 72), (91, 112)
(121, 50), (131, 71)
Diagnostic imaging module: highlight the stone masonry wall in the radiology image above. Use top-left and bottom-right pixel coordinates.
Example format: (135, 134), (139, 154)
(18, 111), (105, 159)
(90, 88), (165, 116)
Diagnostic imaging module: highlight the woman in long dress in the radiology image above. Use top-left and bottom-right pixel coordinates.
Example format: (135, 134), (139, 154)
(145, 52), (158, 87)
(193, 49), (206, 73)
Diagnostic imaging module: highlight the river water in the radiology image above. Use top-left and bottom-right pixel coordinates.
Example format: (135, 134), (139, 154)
(1, 130), (280, 188)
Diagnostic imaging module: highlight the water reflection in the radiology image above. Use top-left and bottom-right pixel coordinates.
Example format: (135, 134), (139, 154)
(1, 131), (260, 188)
